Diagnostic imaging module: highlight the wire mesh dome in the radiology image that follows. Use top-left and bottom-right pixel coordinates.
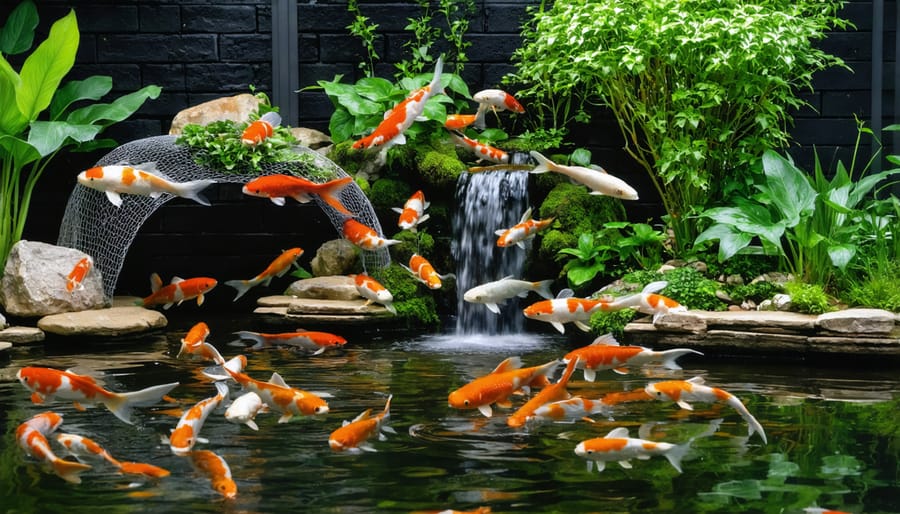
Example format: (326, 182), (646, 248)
(58, 135), (388, 299)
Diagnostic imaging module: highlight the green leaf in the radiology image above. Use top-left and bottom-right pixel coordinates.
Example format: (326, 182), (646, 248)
(477, 128), (508, 142)
(353, 77), (394, 101)
(0, 134), (40, 167)
(694, 223), (754, 261)
(759, 150), (817, 225)
(567, 261), (605, 286)
(420, 98), (446, 123)
(570, 147), (592, 167)
(27, 121), (102, 157)
(17, 9), (79, 122)
(0, 0), (38, 55)
(827, 243), (855, 270)
(65, 85), (161, 126)
(328, 107), (354, 144)
(442, 73), (471, 98)
(0, 55), (27, 135)
(50, 75), (113, 120)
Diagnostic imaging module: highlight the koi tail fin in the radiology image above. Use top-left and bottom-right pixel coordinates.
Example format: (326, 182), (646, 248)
(474, 104), (487, 130)
(658, 349), (704, 370)
(259, 111), (282, 127)
(233, 331), (266, 350)
(430, 56), (444, 96)
(51, 458), (93, 484)
(727, 396), (767, 444)
(664, 441), (691, 473)
(174, 179), (217, 206)
(105, 382), (180, 425)
(224, 279), (262, 301)
(383, 302), (397, 315)
(317, 176), (354, 216)
(532, 279), (555, 300)
(529, 151), (556, 174)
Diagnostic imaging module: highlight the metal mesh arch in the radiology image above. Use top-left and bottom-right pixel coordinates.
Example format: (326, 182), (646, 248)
(58, 135), (388, 299)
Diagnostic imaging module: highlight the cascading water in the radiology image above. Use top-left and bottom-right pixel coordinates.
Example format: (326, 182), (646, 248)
(451, 168), (530, 335)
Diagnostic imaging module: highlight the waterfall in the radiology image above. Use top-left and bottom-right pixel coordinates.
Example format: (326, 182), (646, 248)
(451, 170), (530, 334)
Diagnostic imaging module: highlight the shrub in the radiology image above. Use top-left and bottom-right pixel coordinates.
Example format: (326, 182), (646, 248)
(784, 281), (833, 315)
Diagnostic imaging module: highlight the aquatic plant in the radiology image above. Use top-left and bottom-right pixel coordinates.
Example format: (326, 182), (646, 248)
(537, 181), (626, 264)
(372, 263), (439, 327)
(623, 267), (725, 312)
(392, 0), (475, 77)
(589, 308), (636, 340)
(0, 1), (159, 269)
(784, 281), (834, 315)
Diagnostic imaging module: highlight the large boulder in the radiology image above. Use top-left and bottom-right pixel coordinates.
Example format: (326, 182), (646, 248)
(168, 93), (262, 135)
(310, 239), (360, 277)
(0, 241), (108, 317)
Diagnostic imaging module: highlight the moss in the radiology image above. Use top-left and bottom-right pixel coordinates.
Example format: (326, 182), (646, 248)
(418, 149), (467, 189)
(370, 263), (440, 327)
(326, 140), (368, 176)
(537, 229), (577, 265)
(390, 230), (435, 264)
(354, 175), (370, 195)
(727, 281), (782, 304)
(368, 178), (412, 212)
(658, 267), (725, 311)
(785, 281), (834, 315)
(590, 309), (638, 340)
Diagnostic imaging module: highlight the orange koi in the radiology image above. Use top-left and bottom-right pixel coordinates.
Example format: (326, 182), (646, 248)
(16, 367), (179, 425)
(241, 174), (353, 215)
(78, 163), (215, 208)
(450, 131), (509, 164)
(607, 280), (687, 321)
(522, 289), (614, 334)
(803, 508), (853, 514)
(116, 461), (171, 479)
(224, 247), (304, 301)
(168, 382), (229, 456)
(16, 412), (92, 484)
(240, 111), (281, 146)
(563, 333), (702, 381)
(342, 218), (401, 251)
(529, 396), (612, 424)
(233, 330), (347, 355)
(495, 207), (553, 249)
(190, 449), (237, 500)
(411, 508), (492, 514)
(66, 256), (93, 293)
(351, 273), (397, 314)
(55, 432), (121, 466)
(175, 321), (223, 363)
(353, 58), (443, 150)
(444, 113), (483, 131)
(328, 395), (395, 452)
(139, 273), (217, 310)
(448, 357), (560, 417)
(392, 190), (430, 232)
(507, 358), (577, 428)
(575, 427), (690, 473)
(473, 89), (525, 114)
(402, 253), (454, 290)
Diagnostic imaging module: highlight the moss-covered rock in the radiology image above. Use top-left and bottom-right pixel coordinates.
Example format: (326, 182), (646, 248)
(368, 178), (412, 212)
(325, 140), (366, 176)
(419, 149), (466, 189)
(390, 230), (435, 265)
(369, 263), (440, 327)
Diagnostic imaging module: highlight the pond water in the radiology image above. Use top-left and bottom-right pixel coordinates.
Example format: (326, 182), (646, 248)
(1, 317), (899, 514)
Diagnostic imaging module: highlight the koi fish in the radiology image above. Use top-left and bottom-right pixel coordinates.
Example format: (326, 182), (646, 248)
(116, 461), (171, 479)
(507, 358), (577, 428)
(66, 256), (93, 293)
(473, 89), (525, 128)
(224, 247), (304, 301)
(803, 508), (853, 514)
(463, 275), (554, 315)
(139, 273), (217, 310)
(563, 333), (702, 381)
(393, 190), (430, 232)
(402, 253), (454, 290)
(16, 367), (179, 425)
(412, 508), (492, 514)
(190, 449), (237, 500)
(224, 391), (266, 431)
(495, 207), (554, 249)
(241, 174), (353, 216)
(55, 432), (121, 466)
(607, 280), (687, 322)
(529, 396), (612, 424)
(448, 357), (560, 417)
(444, 113), (483, 131)
(175, 321), (222, 363)
(529, 151), (639, 200)
(351, 273), (397, 314)
(200, 354), (247, 382)
(574, 427), (690, 473)
(342, 218), (402, 251)
(78, 162), (216, 208)
(352, 57), (444, 150)
(328, 395), (396, 452)
(233, 330), (347, 355)
(241, 111), (281, 146)
(644, 376), (767, 444)
(168, 381), (230, 456)
(522, 289), (614, 334)
(449, 131), (509, 164)
(16, 412), (92, 484)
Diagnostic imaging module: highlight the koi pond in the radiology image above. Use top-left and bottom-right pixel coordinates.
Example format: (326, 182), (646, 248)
(1, 317), (899, 514)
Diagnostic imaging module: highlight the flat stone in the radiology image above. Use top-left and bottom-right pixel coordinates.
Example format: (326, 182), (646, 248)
(284, 275), (360, 301)
(0, 341), (11, 354)
(652, 311), (707, 334)
(257, 295), (296, 307)
(290, 127), (331, 150)
(690, 310), (818, 332)
(0, 326), (45, 345)
(37, 307), (167, 337)
(286, 298), (389, 315)
(816, 309), (896, 334)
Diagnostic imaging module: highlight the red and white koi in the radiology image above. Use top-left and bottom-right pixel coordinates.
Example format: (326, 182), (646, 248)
(190, 449), (237, 500)
(116, 461), (171, 480)
(473, 89), (524, 129)
(225, 391), (266, 431)
(78, 162), (216, 208)
(522, 289), (614, 334)
(444, 113), (483, 131)
(233, 330), (347, 355)
(402, 253), (454, 290)
(507, 358), (577, 428)
(241, 111), (281, 146)
(645, 376), (767, 444)
(342, 218), (402, 251)
(803, 507), (853, 514)
(495, 207), (554, 249)
(241, 174), (353, 216)
(328, 395), (395, 452)
(393, 190), (430, 232)
(563, 333), (702, 381)
(574, 427), (690, 473)
(448, 357), (560, 417)
(140, 273), (217, 310)
(607, 280), (687, 322)
(530, 151), (639, 200)
(352, 273), (397, 314)
(16, 367), (179, 425)
(353, 57), (444, 150)
(66, 256), (93, 293)
(225, 247), (304, 301)
(168, 381), (229, 456)
(449, 131), (509, 164)
(16, 412), (92, 484)
(463, 275), (554, 315)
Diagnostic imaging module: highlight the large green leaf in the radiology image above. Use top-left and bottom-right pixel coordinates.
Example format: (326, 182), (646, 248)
(849, 168), (900, 207)
(50, 75), (113, 120)
(420, 98), (446, 123)
(695, 223), (755, 261)
(0, 134), (40, 167)
(759, 150), (817, 226)
(328, 108), (354, 144)
(352, 77), (394, 101)
(17, 9), (78, 122)
(0, 0), (38, 55)
(27, 121), (102, 157)
(700, 202), (785, 249)
(567, 260), (605, 286)
(66, 85), (161, 126)
(0, 55), (26, 135)
(827, 243), (855, 270)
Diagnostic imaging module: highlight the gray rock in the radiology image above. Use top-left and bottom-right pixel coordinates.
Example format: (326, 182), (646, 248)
(284, 275), (360, 301)
(37, 306), (167, 337)
(773, 293), (793, 311)
(311, 239), (360, 277)
(0, 325), (45, 345)
(817, 308), (897, 334)
(750, 272), (794, 286)
(0, 341), (11, 354)
(653, 311), (707, 334)
(0, 241), (108, 317)
(0, 311), (5, 329)
(290, 127), (331, 150)
(169, 93), (261, 135)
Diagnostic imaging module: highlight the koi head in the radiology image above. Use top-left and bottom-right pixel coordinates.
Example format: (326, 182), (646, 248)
(168, 425), (195, 456)
(213, 477), (238, 500)
(522, 300), (554, 320)
(295, 392), (329, 416)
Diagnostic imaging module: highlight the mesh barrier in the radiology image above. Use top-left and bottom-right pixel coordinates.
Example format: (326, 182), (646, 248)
(58, 135), (388, 299)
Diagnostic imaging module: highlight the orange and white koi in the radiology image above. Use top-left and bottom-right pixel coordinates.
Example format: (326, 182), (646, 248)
(463, 275), (554, 315)
(66, 256), (93, 293)
(529, 396), (612, 424)
(241, 111), (281, 146)
(522, 289), (614, 334)
(353, 57), (444, 150)
(563, 333), (702, 381)
(412, 508), (492, 514)
(507, 358), (577, 428)
(449, 131), (509, 164)
(16, 412), (92, 484)
(342, 218), (402, 251)
(55, 432), (121, 466)
(607, 280), (687, 322)
(444, 113), (483, 131)
(168, 381), (229, 456)
(139, 273), (217, 310)
(645, 376), (767, 444)
(116, 461), (171, 479)
(175, 321), (223, 363)
(495, 207), (554, 249)
(803, 508), (853, 514)
(233, 330), (347, 355)
(448, 357), (560, 417)
(78, 163), (216, 208)
(351, 273), (397, 314)
(393, 190), (430, 232)
(328, 395), (396, 452)
(530, 151), (639, 200)
(241, 174), (353, 216)
(402, 253), (454, 290)
(574, 427), (690, 473)
(16, 367), (179, 425)
(224, 247), (304, 301)
(473, 89), (524, 129)
(190, 449), (237, 500)
(224, 391), (266, 431)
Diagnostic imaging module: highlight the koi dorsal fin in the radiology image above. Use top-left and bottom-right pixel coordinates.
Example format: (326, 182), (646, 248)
(269, 372), (289, 388)
(351, 408), (373, 423)
(556, 288), (575, 299)
(641, 281), (668, 294)
(687, 376), (705, 385)
(605, 427), (629, 438)
(590, 333), (619, 346)
(149, 273), (163, 293)
(518, 206), (533, 224)
(491, 356), (523, 374)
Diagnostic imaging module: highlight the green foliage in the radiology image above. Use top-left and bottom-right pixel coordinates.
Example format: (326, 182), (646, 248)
(557, 232), (614, 288)
(659, 267), (725, 312)
(368, 178), (412, 212)
(726, 281), (782, 305)
(395, 0), (475, 77)
(391, 230), (435, 265)
(418, 147), (467, 189)
(346, 0), (380, 77)
(589, 308), (637, 340)
(507, 0), (849, 255)
(604, 221), (668, 271)
(842, 266), (900, 312)
(371, 263), (439, 327)
(784, 281), (833, 315)
(705, 254), (780, 283)
(0, 2), (160, 269)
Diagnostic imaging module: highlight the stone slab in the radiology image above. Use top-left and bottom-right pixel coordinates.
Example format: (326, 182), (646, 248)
(816, 308), (896, 334)
(0, 326), (45, 345)
(37, 307), (168, 337)
(0, 341), (12, 354)
(284, 276), (360, 301)
(689, 310), (818, 332)
(286, 298), (388, 315)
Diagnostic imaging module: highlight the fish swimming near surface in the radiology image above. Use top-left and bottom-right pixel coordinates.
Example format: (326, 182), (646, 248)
(115, 461), (171, 480)
(139, 273), (217, 310)
(66, 256), (93, 293)
(241, 174), (353, 216)
(54, 432), (172, 479)
(529, 151), (639, 200)
(402, 253), (454, 290)
(328, 395), (396, 452)
(495, 207), (554, 249)
(342, 218), (402, 251)
(563, 333), (702, 381)
(224, 247), (304, 301)
(444, 113), (483, 131)
(190, 449), (237, 500)
(522, 289), (615, 334)
(241, 111), (282, 146)
(507, 358), (577, 428)
(78, 162), (216, 208)
(224, 391), (267, 431)
(449, 131), (509, 164)
(233, 330), (347, 355)
(448, 357), (560, 418)
(606, 280), (687, 322)
(16, 367), (179, 425)
(644, 376), (767, 444)
(175, 321), (223, 363)
(393, 190), (430, 232)
(352, 57), (444, 150)
(463, 275), (554, 315)
(529, 396), (613, 425)
(473, 89), (524, 129)
(351, 273), (397, 314)
(574, 426), (691, 473)
(167, 381), (230, 456)
(16, 412), (92, 484)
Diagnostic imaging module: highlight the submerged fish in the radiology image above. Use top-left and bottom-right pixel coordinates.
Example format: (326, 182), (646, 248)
(328, 395), (395, 452)
(233, 330), (347, 355)
(225, 391), (266, 431)
(16, 412), (92, 484)
(463, 275), (554, 315)
(574, 427), (690, 473)
(448, 357), (559, 418)
(168, 381), (229, 456)
(190, 449), (237, 500)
